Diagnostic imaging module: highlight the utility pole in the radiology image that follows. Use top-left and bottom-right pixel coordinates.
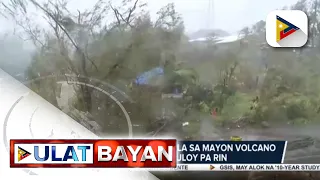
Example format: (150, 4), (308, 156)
(207, 0), (214, 29)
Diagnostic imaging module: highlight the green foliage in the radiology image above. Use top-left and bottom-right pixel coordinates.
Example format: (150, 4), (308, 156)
(5, 0), (320, 139)
(220, 93), (252, 121)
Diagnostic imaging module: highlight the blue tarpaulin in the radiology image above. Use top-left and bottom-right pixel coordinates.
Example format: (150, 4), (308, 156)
(135, 67), (164, 85)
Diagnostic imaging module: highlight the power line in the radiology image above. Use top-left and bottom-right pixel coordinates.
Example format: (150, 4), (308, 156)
(211, 0), (214, 29)
(207, 0), (210, 29)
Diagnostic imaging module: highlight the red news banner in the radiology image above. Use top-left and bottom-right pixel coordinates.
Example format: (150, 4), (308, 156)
(10, 139), (176, 168)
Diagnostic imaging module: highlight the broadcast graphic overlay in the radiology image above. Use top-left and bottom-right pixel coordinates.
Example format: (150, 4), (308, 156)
(0, 69), (158, 179)
(9, 138), (320, 171)
(175, 141), (287, 171)
(17, 147), (31, 162)
(10, 139), (176, 168)
(3, 73), (135, 159)
(21, 74), (134, 138)
(266, 10), (308, 47)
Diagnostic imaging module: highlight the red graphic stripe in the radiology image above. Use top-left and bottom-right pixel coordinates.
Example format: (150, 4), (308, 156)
(280, 28), (296, 40)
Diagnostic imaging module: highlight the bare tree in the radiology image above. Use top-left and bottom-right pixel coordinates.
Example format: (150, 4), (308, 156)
(1, 0), (144, 113)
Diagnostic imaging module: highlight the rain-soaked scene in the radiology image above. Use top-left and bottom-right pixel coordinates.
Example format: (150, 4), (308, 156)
(1, 0), (320, 179)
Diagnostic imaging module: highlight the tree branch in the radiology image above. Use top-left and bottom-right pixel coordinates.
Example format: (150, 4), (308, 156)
(109, 0), (140, 28)
(28, 0), (79, 51)
(109, 3), (121, 26)
(126, 0), (139, 23)
(77, 9), (81, 24)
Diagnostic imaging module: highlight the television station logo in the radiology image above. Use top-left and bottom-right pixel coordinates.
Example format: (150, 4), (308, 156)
(17, 146), (31, 162)
(266, 10), (308, 47)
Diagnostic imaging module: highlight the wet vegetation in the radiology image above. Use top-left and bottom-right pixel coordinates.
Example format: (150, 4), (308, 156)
(2, 0), (320, 179)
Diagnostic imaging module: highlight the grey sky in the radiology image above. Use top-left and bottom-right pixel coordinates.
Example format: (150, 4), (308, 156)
(0, 0), (299, 34)
(147, 0), (298, 33)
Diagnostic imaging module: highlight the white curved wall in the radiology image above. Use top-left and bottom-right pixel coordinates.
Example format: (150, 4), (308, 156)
(0, 69), (158, 179)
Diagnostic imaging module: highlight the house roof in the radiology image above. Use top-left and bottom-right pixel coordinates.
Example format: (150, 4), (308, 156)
(189, 35), (244, 44)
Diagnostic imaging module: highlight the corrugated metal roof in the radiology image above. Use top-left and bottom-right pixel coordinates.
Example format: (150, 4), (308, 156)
(189, 35), (244, 44)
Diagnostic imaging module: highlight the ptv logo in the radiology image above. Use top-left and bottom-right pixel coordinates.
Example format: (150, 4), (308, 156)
(17, 147), (31, 162)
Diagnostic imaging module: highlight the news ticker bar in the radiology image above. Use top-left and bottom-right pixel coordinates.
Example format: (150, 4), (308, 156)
(170, 164), (320, 171)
